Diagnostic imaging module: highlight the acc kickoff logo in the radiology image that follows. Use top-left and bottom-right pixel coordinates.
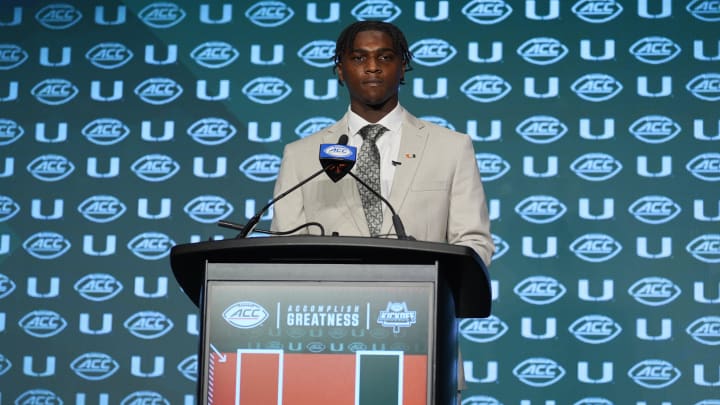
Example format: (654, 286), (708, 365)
(191, 41), (239, 68)
(295, 117), (335, 138)
(187, 118), (237, 145)
(223, 301), (269, 329)
(134, 78), (183, 105)
(569, 314), (622, 344)
(0, 195), (20, 222)
(184, 195), (233, 224)
(0, 44), (28, 70)
(571, 73), (622, 101)
(475, 153), (510, 181)
(686, 73), (720, 101)
(516, 115), (567, 144)
(245, 1), (294, 27)
(629, 115), (681, 144)
(71, 352), (120, 380)
(461, 75), (511, 103)
(628, 277), (681, 307)
(131, 154), (180, 182)
(351, 0), (402, 22)
(378, 302), (417, 333)
(139, 2), (186, 28)
(82, 118), (130, 145)
(35, 3), (82, 29)
(74, 273), (123, 301)
(23, 231), (71, 259)
(32, 78), (79, 105)
(514, 276), (566, 305)
(86, 42), (134, 69)
(0, 118), (24, 146)
(570, 233), (622, 262)
(127, 232), (175, 260)
(124, 311), (174, 339)
(410, 39), (457, 67)
(628, 359), (681, 388)
(298, 40), (335, 68)
(462, 0), (512, 24)
(240, 154), (281, 182)
(517, 37), (568, 65)
(459, 316), (508, 343)
(513, 357), (565, 387)
(686, 234), (720, 263)
(630, 36), (681, 64)
(78, 195), (127, 223)
(242, 77), (292, 104)
(686, 316), (720, 345)
(515, 195), (567, 224)
(570, 153), (622, 181)
(571, 0), (623, 23)
(19, 310), (67, 337)
(686, 153), (720, 181)
(628, 195), (681, 224)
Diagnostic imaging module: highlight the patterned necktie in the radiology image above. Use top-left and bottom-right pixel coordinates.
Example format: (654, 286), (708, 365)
(356, 124), (388, 236)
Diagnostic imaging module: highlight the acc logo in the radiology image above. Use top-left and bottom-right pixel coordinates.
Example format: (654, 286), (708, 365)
(517, 37), (568, 65)
(461, 395), (503, 405)
(460, 74), (511, 103)
(687, 0), (720, 22)
(19, 310), (67, 337)
(74, 273), (123, 301)
(23, 231), (71, 259)
(70, 352), (120, 380)
(686, 234), (720, 263)
(82, 118), (130, 145)
(223, 301), (269, 329)
(571, 0), (623, 23)
(78, 195), (127, 223)
(307, 342), (326, 353)
(459, 316), (509, 343)
(187, 118), (237, 145)
(568, 314), (622, 344)
(191, 41), (239, 68)
(686, 316), (720, 345)
(462, 0), (513, 24)
(628, 277), (681, 306)
(0, 44), (28, 70)
(516, 115), (567, 144)
(628, 195), (681, 224)
(0, 118), (24, 146)
(184, 195), (233, 224)
(513, 276), (566, 305)
(131, 154), (180, 182)
(0, 273), (16, 299)
(351, 0), (402, 22)
(686, 73), (720, 101)
(295, 117), (335, 138)
(242, 76), (292, 104)
(515, 195), (567, 224)
(570, 153), (622, 181)
(513, 357), (565, 387)
(571, 73), (622, 102)
(574, 398), (613, 405)
(27, 154), (75, 182)
(322, 144), (354, 158)
(240, 154), (281, 182)
(124, 311), (174, 339)
(121, 391), (170, 405)
(127, 232), (175, 260)
(298, 40), (335, 68)
(35, 3), (82, 29)
(0, 195), (20, 222)
(686, 153), (720, 181)
(139, 2), (186, 28)
(134, 77), (183, 105)
(85, 42), (134, 69)
(245, 1), (294, 27)
(475, 153), (510, 181)
(570, 233), (622, 263)
(491, 234), (509, 260)
(16, 390), (63, 405)
(0, 353), (10, 376)
(31, 78), (79, 105)
(177, 355), (198, 381)
(629, 115), (681, 144)
(410, 39), (457, 67)
(630, 36), (681, 65)
(628, 359), (681, 388)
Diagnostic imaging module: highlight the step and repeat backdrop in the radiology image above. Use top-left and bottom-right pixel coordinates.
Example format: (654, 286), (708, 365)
(1, 1), (718, 404)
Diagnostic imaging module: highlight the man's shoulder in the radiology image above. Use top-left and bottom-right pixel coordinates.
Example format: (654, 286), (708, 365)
(410, 114), (472, 146)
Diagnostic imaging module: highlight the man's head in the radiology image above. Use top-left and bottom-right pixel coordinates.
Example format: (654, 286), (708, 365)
(332, 21), (414, 116)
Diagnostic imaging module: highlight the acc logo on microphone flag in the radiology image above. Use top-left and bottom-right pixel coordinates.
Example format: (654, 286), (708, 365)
(320, 144), (356, 159)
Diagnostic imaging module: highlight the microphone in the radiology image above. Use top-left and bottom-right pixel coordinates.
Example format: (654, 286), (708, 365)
(235, 135), (348, 238)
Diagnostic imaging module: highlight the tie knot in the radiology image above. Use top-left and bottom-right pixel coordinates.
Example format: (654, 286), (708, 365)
(359, 124), (387, 143)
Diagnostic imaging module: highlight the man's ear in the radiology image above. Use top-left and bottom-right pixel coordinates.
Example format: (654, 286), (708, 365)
(336, 63), (344, 82)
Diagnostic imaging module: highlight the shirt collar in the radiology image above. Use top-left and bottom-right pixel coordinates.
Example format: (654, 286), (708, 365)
(347, 104), (405, 138)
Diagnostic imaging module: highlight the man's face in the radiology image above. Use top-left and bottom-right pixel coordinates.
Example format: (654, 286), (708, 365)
(337, 30), (406, 110)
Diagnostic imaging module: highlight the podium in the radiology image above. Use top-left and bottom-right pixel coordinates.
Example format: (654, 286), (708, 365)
(170, 236), (491, 405)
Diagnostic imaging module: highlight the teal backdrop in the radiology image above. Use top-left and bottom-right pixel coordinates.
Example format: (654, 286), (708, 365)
(0, 1), (718, 404)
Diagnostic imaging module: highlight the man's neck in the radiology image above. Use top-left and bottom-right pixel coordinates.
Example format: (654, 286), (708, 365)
(350, 99), (398, 123)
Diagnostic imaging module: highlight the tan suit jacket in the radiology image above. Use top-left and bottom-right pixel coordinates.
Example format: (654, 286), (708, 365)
(271, 111), (494, 266)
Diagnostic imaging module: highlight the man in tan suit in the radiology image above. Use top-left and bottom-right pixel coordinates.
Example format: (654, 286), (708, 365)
(271, 21), (494, 266)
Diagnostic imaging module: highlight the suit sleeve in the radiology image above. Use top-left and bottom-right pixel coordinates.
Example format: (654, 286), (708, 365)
(447, 134), (495, 267)
(269, 143), (309, 235)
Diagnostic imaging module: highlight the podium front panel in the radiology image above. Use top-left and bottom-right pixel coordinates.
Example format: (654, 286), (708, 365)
(200, 263), (438, 405)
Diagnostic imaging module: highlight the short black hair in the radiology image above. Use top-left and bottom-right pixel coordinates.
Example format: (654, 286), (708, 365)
(332, 20), (413, 84)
